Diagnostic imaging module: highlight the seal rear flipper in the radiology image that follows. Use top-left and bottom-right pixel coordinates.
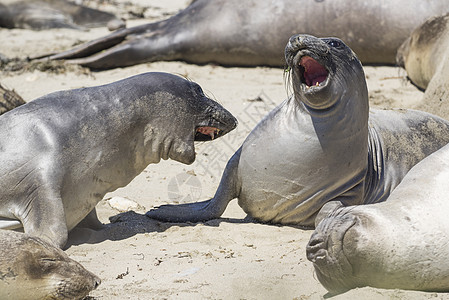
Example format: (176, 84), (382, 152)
(44, 28), (130, 61)
(146, 148), (242, 223)
(44, 21), (167, 67)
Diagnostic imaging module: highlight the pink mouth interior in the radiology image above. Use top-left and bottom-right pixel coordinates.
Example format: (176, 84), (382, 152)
(196, 126), (220, 140)
(300, 56), (329, 87)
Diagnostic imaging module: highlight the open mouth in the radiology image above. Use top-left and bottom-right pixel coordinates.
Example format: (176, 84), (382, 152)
(299, 56), (329, 87)
(195, 126), (221, 141)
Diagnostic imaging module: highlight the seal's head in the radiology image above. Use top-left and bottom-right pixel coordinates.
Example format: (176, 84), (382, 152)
(285, 34), (366, 111)
(135, 73), (238, 165)
(1, 232), (100, 299)
(306, 201), (378, 294)
(306, 202), (357, 294)
(396, 14), (449, 90)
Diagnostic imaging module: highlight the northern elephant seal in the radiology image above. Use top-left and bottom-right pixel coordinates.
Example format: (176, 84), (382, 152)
(46, 0), (449, 69)
(0, 72), (237, 248)
(147, 34), (449, 226)
(397, 13), (449, 120)
(307, 141), (449, 293)
(0, 0), (124, 30)
(0, 230), (100, 300)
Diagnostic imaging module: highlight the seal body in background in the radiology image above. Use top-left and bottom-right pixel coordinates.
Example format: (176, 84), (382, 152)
(47, 0), (449, 68)
(147, 35), (449, 227)
(307, 142), (449, 293)
(0, 0), (124, 30)
(0, 230), (100, 300)
(0, 72), (237, 248)
(397, 13), (449, 120)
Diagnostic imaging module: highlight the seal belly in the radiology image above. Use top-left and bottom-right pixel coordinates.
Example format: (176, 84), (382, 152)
(236, 99), (366, 225)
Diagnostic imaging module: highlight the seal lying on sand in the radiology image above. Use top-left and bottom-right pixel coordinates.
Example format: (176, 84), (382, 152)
(0, 72), (237, 248)
(147, 34), (449, 227)
(307, 142), (449, 293)
(0, 0), (124, 30)
(397, 13), (449, 120)
(46, 0), (449, 69)
(0, 230), (100, 300)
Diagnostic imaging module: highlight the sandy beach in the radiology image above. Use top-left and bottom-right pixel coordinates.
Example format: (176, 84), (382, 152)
(1, 1), (447, 299)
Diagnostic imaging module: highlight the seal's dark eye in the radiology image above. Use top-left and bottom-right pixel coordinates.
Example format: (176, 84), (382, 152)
(192, 84), (204, 96)
(328, 40), (342, 48)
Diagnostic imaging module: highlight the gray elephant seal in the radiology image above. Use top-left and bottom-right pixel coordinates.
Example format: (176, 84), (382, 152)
(46, 0), (449, 69)
(0, 72), (237, 248)
(147, 34), (449, 226)
(0, 0), (124, 30)
(307, 141), (449, 293)
(397, 13), (449, 120)
(0, 230), (100, 300)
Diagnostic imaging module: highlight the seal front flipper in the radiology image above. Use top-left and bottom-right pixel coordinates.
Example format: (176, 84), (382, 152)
(147, 148), (242, 223)
(76, 208), (104, 230)
(18, 186), (68, 248)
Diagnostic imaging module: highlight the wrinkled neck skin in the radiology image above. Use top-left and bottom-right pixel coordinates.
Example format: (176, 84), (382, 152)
(84, 91), (195, 186)
(82, 86), (196, 175)
(290, 36), (369, 207)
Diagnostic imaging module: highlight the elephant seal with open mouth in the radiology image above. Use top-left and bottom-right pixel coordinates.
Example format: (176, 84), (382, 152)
(0, 72), (237, 248)
(147, 35), (449, 227)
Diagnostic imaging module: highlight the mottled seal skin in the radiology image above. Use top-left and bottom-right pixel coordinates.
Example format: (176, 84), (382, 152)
(146, 35), (449, 226)
(46, 0), (449, 69)
(0, 72), (237, 248)
(0, 0), (124, 30)
(0, 230), (100, 300)
(397, 13), (449, 120)
(307, 142), (449, 294)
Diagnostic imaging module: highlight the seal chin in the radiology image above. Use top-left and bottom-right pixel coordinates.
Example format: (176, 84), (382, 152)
(169, 141), (196, 165)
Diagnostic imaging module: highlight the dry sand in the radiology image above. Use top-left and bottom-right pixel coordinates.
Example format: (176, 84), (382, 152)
(1, 1), (447, 299)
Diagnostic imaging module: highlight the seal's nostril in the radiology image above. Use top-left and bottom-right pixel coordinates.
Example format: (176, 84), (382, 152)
(308, 237), (324, 248)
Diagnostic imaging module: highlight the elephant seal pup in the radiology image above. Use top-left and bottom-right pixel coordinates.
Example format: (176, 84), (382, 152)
(0, 72), (237, 248)
(397, 13), (449, 120)
(0, 0), (124, 30)
(46, 0), (449, 69)
(147, 34), (449, 226)
(0, 230), (100, 300)
(307, 142), (449, 293)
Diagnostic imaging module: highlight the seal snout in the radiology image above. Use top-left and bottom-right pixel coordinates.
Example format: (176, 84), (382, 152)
(306, 233), (329, 264)
(195, 109), (238, 141)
